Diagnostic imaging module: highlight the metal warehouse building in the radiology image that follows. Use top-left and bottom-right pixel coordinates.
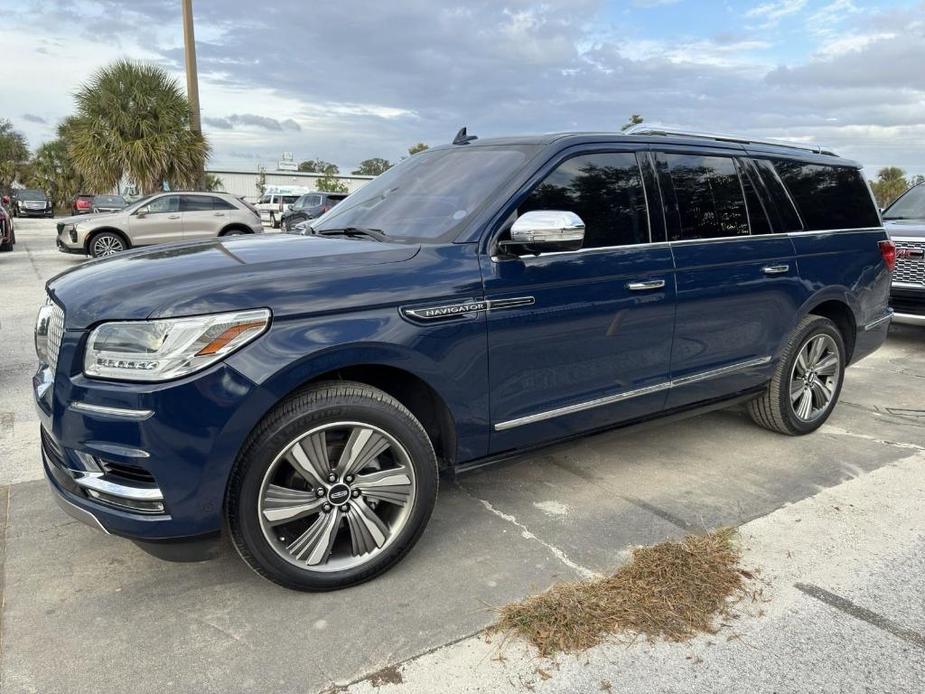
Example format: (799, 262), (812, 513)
(205, 169), (375, 201)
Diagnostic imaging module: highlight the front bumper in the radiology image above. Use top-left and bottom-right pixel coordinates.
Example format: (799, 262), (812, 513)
(19, 207), (53, 217)
(36, 336), (279, 553)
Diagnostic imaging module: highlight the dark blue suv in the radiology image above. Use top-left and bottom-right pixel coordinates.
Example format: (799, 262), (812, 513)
(35, 128), (894, 591)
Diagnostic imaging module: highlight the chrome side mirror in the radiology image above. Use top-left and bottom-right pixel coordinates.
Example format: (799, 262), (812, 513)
(508, 210), (585, 253)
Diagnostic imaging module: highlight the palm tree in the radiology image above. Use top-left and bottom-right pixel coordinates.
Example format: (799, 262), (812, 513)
(68, 60), (210, 194)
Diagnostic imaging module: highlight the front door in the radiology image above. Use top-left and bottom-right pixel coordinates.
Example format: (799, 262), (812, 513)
(653, 150), (803, 408)
(128, 194), (182, 246)
(481, 149), (676, 453)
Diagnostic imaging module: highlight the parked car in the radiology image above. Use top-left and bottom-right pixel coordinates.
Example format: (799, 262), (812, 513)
(255, 187), (312, 228)
(71, 194), (95, 215)
(0, 203), (15, 252)
(37, 128), (893, 591)
(882, 182), (925, 325)
(92, 194), (128, 213)
(55, 191), (264, 257)
(11, 189), (53, 218)
(281, 192), (349, 231)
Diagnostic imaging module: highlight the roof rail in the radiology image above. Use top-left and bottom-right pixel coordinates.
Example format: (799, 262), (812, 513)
(623, 124), (835, 156)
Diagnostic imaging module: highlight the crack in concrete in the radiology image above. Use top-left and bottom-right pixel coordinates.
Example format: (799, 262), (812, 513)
(819, 424), (925, 452)
(455, 482), (600, 580)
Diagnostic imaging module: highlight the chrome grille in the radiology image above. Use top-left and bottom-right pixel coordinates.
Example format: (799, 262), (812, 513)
(894, 240), (925, 286)
(47, 302), (65, 372)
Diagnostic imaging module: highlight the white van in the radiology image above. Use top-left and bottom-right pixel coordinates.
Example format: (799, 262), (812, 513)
(255, 186), (312, 228)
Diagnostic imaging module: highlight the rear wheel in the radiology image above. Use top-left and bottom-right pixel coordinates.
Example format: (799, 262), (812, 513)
(228, 381), (438, 591)
(748, 315), (845, 435)
(270, 212), (280, 229)
(89, 231), (127, 258)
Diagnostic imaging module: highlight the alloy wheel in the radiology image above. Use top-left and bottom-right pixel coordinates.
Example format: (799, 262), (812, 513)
(92, 235), (124, 256)
(789, 334), (841, 422)
(258, 421), (416, 572)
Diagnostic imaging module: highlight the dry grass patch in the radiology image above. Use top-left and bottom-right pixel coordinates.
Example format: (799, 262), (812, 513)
(494, 528), (754, 656)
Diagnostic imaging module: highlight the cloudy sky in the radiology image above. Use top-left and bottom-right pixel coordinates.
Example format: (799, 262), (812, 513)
(3, 0), (924, 176)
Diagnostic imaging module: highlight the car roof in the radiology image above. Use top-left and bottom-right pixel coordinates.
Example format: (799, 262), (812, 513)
(432, 131), (858, 167)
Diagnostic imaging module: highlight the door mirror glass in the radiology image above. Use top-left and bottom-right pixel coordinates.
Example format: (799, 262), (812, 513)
(509, 210), (585, 252)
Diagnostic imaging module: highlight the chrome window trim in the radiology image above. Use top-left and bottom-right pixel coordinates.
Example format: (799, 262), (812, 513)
(70, 402), (155, 420)
(494, 356), (773, 431)
(491, 227), (885, 261)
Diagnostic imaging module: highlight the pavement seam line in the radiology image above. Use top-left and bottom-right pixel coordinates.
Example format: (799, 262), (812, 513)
(794, 582), (925, 650)
(819, 424), (925, 451)
(455, 482), (600, 580)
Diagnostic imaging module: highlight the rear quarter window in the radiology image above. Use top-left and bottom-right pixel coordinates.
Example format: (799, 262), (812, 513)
(773, 161), (880, 231)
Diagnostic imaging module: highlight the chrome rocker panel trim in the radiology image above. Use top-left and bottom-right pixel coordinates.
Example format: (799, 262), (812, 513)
(494, 356), (773, 431)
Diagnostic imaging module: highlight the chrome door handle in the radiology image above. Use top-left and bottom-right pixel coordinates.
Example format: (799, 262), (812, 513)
(626, 279), (666, 291)
(762, 264), (789, 275)
(213, 212), (225, 217)
(167, 214), (181, 220)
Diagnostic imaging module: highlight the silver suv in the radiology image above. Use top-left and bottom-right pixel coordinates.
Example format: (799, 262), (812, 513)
(56, 192), (264, 258)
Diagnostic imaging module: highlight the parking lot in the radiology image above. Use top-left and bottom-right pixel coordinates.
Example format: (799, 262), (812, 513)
(1, 218), (924, 693)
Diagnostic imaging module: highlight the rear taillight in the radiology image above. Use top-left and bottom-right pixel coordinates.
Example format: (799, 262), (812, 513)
(77, 199), (91, 209)
(879, 240), (896, 272)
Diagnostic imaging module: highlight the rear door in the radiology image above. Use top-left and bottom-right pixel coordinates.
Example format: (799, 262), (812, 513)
(128, 194), (182, 246)
(655, 149), (803, 408)
(180, 195), (234, 239)
(482, 148), (676, 452)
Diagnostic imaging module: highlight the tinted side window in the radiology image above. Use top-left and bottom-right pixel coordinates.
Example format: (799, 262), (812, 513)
(659, 154), (748, 240)
(750, 159), (803, 232)
(773, 161), (880, 230)
(519, 152), (649, 248)
(212, 197), (236, 210)
(181, 195), (214, 212)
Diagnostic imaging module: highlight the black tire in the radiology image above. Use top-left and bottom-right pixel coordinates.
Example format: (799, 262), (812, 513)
(227, 381), (439, 591)
(221, 228), (247, 237)
(270, 212), (280, 229)
(0, 239), (11, 253)
(88, 231), (127, 258)
(748, 315), (846, 435)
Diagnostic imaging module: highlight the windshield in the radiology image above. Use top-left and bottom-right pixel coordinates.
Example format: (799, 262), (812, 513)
(94, 195), (125, 207)
(17, 189), (46, 201)
(883, 184), (925, 220)
(312, 146), (535, 241)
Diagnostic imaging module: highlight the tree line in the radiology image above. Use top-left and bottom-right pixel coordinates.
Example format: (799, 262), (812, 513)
(869, 167), (924, 209)
(295, 143), (429, 193)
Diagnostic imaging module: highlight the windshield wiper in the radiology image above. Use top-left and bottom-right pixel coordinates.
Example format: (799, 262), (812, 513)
(315, 227), (388, 242)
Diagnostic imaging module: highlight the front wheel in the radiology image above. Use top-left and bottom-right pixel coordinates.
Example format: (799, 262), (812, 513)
(228, 381), (439, 591)
(89, 231), (127, 258)
(748, 315), (846, 435)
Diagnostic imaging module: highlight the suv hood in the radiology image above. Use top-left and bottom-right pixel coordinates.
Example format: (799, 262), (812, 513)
(49, 233), (420, 329)
(886, 219), (925, 239)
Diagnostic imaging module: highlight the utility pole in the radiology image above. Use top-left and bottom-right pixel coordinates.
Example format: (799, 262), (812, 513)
(182, 0), (205, 189)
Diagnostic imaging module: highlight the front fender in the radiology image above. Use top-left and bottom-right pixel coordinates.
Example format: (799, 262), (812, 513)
(225, 308), (491, 464)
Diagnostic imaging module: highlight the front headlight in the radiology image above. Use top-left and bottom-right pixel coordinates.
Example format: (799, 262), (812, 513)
(35, 298), (54, 363)
(84, 308), (271, 382)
